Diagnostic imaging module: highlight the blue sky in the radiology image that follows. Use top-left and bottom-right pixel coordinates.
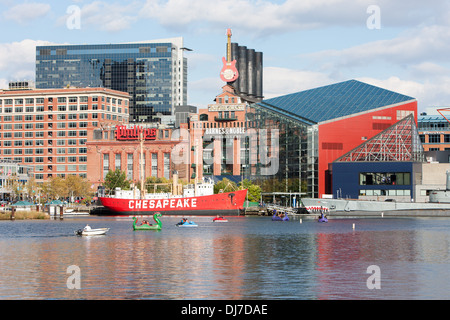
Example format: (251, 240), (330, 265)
(1, 0), (450, 113)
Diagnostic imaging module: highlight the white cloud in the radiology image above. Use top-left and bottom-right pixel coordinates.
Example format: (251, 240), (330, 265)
(356, 76), (450, 111)
(140, 0), (450, 35)
(307, 25), (450, 70)
(55, 1), (141, 32)
(3, 2), (51, 25)
(0, 39), (52, 88)
(263, 67), (334, 99)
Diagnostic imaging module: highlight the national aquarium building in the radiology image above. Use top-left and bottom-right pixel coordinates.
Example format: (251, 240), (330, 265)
(245, 79), (418, 198)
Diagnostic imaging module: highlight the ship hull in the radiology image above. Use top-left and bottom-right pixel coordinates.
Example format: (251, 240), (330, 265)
(97, 189), (248, 216)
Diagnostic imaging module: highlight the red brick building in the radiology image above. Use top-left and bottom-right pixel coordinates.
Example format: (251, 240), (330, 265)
(86, 123), (190, 188)
(0, 87), (129, 182)
(189, 84), (249, 181)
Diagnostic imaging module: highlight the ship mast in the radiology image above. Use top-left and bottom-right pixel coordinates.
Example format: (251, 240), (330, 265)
(139, 130), (145, 199)
(195, 138), (199, 196)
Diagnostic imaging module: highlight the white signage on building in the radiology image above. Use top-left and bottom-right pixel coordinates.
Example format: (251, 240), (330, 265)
(208, 104), (246, 112)
(205, 127), (246, 135)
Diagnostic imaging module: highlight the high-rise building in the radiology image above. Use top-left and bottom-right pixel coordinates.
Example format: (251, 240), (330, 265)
(35, 38), (188, 122)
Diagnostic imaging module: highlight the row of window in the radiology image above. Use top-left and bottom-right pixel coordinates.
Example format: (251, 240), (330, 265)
(359, 189), (411, 196)
(0, 156), (87, 163)
(1, 122), (89, 130)
(359, 172), (411, 186)
(103, 152), (171, 180)
(0, 96), (127, 106)
(420, 134), (450, 143)
(192, 121), (251, 129)
(34, 173), (87, 180)
(0, 131), (88, 138)
(0, 138), (86, 145)
(0, 105), (125, 114)
(0, 147), (86, 154)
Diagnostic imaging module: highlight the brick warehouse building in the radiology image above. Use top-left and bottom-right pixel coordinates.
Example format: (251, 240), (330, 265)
(0, 87), (129, 181)
(86, 123), (190, 188)
(188, 84), (249, 180)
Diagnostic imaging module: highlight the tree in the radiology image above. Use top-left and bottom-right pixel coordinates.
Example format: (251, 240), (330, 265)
(145, 176), (171, 193)
(238, 179), (261, 202)
(42, 176), (67, 200)
(66, 175), (93, 200)
(103, 169), (130, 193)
(24, 177), (40, 202)
(214, 178), (237, 194)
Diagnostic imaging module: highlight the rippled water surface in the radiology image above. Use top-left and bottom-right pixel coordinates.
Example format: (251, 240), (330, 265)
(1, 215), (450, 299)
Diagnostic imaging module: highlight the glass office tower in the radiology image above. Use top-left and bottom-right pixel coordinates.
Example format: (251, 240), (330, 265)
(35, 38), (187, 122)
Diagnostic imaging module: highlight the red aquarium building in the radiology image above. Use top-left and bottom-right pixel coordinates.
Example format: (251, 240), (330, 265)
(247, 79), (418, 198)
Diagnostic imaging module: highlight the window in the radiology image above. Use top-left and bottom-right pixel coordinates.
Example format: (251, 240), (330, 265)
(359, 172), (411, 186)
(429, 134), (441, 143)
(127, 154), (133, 180)
(103, 153), (109, 180)
(151, 153), (157, 177)
(164, 153), (170, 179)
(115, 154), (121, 170)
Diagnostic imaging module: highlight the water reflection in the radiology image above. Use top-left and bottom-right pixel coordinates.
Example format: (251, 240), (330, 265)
(1, 217), (450, 299)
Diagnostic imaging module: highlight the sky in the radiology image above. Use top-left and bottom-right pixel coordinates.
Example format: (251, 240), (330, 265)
(1, 0), (450, 114)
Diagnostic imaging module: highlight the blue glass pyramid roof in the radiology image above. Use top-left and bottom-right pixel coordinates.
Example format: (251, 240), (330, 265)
(256, 80), (416, 124)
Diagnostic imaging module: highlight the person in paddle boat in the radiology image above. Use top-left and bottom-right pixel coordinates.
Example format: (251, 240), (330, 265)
(140, 220), (152, 226)
(84, 224), (91, 231)
(318, 207), (327, 220)
(277, 212), (285, 219)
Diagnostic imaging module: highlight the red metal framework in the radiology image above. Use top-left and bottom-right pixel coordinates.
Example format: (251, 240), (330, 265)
(335, 114), (425, 163)
(437, 108), (450, 125)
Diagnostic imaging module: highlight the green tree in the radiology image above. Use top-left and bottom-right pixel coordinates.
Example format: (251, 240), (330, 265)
(24, 177), (41, 202)
(66, 175), (93, 200)
(145, 176), (171, 193)
(42, 176), (67, 200)
(104, 169), (130, 193)
(214, 178), (237, 194)
(238, 179), (261, 202)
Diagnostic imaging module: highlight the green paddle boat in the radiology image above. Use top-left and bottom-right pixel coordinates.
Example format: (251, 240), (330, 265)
(133, 212), (162, 230)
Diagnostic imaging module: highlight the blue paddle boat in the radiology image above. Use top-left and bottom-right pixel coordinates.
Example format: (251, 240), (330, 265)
(318, 212), (328, 223)
(176, 218), (198, 227)
(272, 210), (289, 221)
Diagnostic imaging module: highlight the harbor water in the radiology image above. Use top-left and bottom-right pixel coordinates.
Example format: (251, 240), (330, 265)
(1, 215), (450, 300)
